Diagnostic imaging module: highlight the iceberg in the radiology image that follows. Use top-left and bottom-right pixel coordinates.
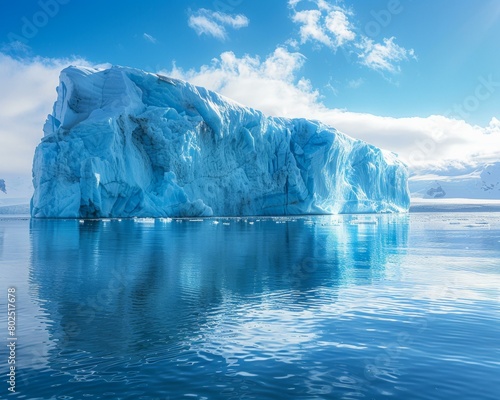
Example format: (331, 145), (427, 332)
(31, 66), (410, 218)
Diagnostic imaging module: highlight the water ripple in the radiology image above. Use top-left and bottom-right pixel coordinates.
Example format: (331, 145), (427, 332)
(0, 214), (498, 399)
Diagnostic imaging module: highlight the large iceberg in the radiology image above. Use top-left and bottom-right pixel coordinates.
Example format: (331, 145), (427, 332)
(31, 66), (410, 218)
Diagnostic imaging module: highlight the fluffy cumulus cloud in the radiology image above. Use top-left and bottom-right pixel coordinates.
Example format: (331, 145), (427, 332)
(325, 9), (356, 46)
(165, 47), (500, 172)
(289, 0), (415, 74)
(165, 47), (320, 117)
(0, 53), (97, 176)
(291, 1), (355, 49)
(188, 8), (249, 40)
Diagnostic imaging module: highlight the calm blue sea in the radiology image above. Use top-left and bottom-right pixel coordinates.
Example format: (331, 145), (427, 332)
(0, 213), (499, 400)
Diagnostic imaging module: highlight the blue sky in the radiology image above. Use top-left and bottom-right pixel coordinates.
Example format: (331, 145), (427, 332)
(3, 0), (500, 124)
(1, 0), (500, 180)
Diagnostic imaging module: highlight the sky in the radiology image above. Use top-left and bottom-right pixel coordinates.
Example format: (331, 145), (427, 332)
(1, 0), (500, 183)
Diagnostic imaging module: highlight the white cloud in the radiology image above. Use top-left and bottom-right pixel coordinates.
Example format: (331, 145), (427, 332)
(143, 33), (157, 44)
(290, 1), (355, 49)
(484, 117), (500, 135)
(325, 9), (356, 47)
(164, 47), (500, 172)
(211, 11), (249, 29)
(188, 9), (249, 40)
(189, 14), (226, 40)
(292, 9), (334, 47)
(164, 47), (319, 118)
(0, 53), (96, 176)
(289, 0), (415, 74)
(357, 37), (416, 74)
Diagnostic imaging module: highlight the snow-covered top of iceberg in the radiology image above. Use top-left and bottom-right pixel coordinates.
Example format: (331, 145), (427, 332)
(31, 65), (410, 218)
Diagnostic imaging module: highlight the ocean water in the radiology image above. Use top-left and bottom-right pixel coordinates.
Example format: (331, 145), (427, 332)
(0, 213), (499, 400)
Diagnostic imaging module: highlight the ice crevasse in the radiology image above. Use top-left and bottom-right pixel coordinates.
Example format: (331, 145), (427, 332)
(31, 66), (410, 218)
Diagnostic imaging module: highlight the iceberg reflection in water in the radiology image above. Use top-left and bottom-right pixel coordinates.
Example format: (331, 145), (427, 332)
(1, 214), (498, 399)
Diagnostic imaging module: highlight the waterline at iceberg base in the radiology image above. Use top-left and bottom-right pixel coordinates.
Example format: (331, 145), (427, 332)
(31, 66), (410, 218)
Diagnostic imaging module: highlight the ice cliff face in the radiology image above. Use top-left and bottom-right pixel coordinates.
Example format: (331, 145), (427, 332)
(31, 66), (410, 218)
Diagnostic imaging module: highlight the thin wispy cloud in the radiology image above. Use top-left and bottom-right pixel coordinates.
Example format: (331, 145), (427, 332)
(188, 9), (249, 40)
(143, 33), (157, 44)
(288, 0), (415, 74)
(347, 78), (364, 89)
(357, 37), (416, 74)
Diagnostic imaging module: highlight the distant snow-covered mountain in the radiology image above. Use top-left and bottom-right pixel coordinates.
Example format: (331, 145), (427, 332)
(409, 162), (500, 200)
(0, 174), (33, 209)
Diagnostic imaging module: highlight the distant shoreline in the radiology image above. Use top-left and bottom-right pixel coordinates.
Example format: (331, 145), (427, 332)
(3, 199), (500, 217)
(410, 198), (500, 213)
(0, 204), (30, 215)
